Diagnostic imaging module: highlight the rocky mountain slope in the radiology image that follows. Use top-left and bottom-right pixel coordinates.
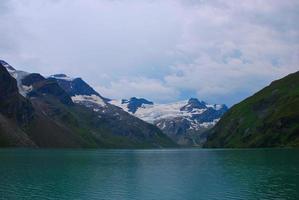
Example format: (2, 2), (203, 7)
(204, 71), (299, 148)
(0, 60), (176, 148)
(110, 97), (228, 146)
(0, 63), (35, 147)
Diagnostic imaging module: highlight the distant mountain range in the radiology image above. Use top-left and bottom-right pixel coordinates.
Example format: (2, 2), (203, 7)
(0, 60), (175, 148)
(110, 97), (228, 146)
(1, 59), (298, 148)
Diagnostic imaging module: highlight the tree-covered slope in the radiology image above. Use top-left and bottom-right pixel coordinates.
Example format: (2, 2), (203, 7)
(205, 71), (299, 148)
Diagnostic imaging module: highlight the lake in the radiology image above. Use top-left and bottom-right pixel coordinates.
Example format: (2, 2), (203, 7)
(0, 148), (298, 200)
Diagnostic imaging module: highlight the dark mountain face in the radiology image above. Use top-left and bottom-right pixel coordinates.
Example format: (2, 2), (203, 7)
(122, 97), (154, 113)
(0, 64), (18, 97)
(28, 78), (74, 106)
(0, 64), (35, 147)
(18, 73), (73, 106)
(22, 73), (45, 86)
(49, 74), (102, 97)
(204, 71), (299, 148)
(0, 64), (33, 125)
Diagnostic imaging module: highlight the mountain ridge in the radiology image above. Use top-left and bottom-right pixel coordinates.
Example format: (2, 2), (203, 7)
(204, 71), (299, 148)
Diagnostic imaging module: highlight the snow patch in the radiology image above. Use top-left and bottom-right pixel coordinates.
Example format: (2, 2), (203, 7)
(109, 99), (129, 112)
(19, 85), (33, 97)
(110, 98), (225, 132)
(134, 101), (190, 123)
(199, 119), (220, 128)
(49, 74), (75, 81)
(206, 104), (225, 110)
(71, 95), (106, 107)
(110, 99), (196, 123)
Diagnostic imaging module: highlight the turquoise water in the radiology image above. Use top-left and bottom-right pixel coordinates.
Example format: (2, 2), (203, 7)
(0, 148), (298, 200)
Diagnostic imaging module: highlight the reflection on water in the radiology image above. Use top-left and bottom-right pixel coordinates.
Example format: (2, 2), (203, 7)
(0, 148), (298, 200)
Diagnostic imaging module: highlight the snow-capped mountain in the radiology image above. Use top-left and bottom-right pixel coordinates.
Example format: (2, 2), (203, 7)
(110, 97), (228, 146)
(49, 74), (107, 109)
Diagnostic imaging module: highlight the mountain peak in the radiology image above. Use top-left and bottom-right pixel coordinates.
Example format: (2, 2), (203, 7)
(49, 74), (110, 102)
(181, 98), (207, 111)
(188, 97), (207, 104)
(121, 97), (153, 113)
(130, 97), (153, 104)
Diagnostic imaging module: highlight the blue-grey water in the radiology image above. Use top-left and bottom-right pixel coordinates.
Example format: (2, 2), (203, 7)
(0, 148), (298, 200)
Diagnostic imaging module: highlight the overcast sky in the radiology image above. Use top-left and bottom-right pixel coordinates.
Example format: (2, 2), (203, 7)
(1, 0), (298, 106)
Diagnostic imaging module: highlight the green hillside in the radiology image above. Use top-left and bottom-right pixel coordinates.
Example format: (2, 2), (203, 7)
(205, 71), (299, 148)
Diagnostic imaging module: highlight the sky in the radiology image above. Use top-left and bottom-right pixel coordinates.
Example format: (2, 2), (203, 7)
(0, 0), (298, 106)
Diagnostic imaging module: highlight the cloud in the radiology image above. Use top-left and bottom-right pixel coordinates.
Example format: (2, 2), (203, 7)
(96, 77), (178, 102)
(0, 0), (298, 105)
(161, 0), (299, 105)
(164, 54), (295, 105)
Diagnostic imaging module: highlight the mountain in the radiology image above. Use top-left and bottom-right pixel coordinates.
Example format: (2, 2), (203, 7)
(47, 73), (177, 147)
(50, 73), (176, 148)
(0, 63), (35, 147)
(49, 74), (109, 100)
(110, 97), (228, 146)
(204, 71), (299, 148)
(0, 60), (176, 148)
(0, 60), (32, 97)
(121, 97), (153, 113)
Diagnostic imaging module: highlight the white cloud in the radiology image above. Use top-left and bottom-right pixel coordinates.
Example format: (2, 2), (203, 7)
(162, 0), (299, 104)
(96, 77), (178, 102)
(0, 0), (298, 105)
(164, 54), (294, 105)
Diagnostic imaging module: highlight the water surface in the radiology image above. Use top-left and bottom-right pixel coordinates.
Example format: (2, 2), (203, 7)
(0, 148), (298, 200)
